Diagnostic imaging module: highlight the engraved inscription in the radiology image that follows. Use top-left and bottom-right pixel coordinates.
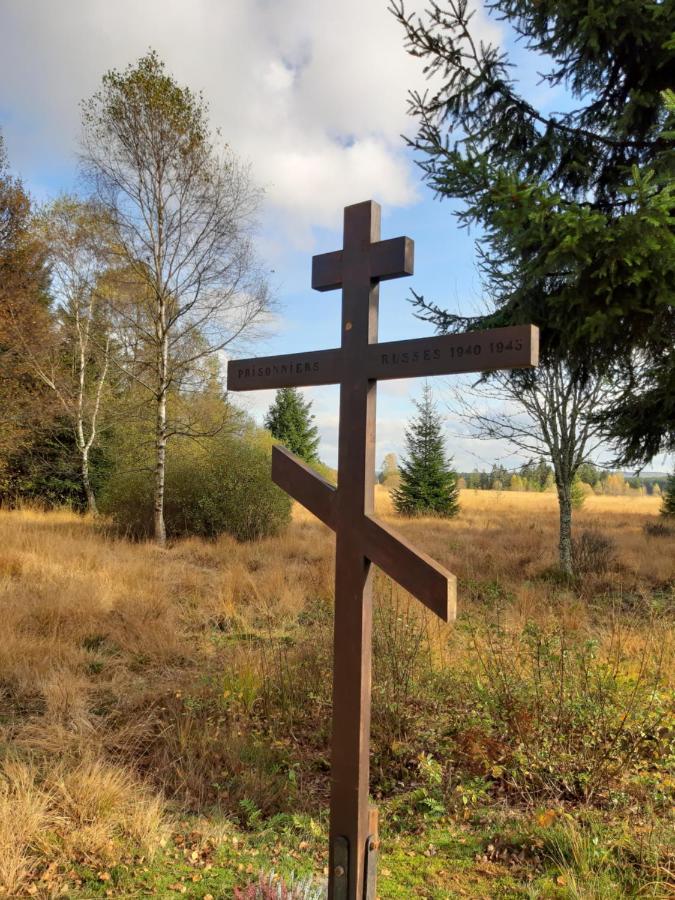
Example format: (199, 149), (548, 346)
(237, 360), (321, 379)
(489, 338), (523, 353)
(227, 347), (342, 390)
(377, 336), (524, 368)
(380, 348), (441, 365)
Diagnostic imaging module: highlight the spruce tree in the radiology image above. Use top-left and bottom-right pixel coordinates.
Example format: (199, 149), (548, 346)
(393, 385), (459, 517)
(264, 387), (320, 463)
(392, 2), (674, 465)
(661, 471), (675, 518)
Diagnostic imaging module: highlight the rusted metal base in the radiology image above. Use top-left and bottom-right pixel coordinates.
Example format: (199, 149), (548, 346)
(331, 835), (349, 900)
(364, 807), (379, 900)
(329, 808), (379, 900)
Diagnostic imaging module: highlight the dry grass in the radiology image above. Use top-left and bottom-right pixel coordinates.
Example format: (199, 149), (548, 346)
(364, 486), (672, 589)
(0, 756), (166, 897)
(0, 490), (672, 895)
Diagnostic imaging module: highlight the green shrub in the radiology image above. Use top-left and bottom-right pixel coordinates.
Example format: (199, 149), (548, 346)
(444, 618), (673, 805)
(100, 435), (291, 541)
(570, 476), (591, 510)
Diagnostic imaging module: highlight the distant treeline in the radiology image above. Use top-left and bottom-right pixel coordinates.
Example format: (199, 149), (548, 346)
(458, 460), (669, 496)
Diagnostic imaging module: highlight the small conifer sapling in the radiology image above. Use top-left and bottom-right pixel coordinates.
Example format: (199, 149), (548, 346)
(264, 387), (320, 463)
(393, 384), (459, 517)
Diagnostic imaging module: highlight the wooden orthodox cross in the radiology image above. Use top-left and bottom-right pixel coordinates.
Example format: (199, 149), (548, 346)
(228, 200), (539, 899)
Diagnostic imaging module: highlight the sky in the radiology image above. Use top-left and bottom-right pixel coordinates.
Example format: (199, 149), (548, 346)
(0, 0), (669, 474)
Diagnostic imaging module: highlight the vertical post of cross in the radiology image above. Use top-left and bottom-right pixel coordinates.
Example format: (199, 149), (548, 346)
(328, 200), (380, 899)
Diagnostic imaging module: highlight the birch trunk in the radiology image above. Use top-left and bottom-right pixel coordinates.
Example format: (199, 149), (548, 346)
(74, 312), (109, 517)
(154, 309), (169, 545)
(81, 445), (98, 516)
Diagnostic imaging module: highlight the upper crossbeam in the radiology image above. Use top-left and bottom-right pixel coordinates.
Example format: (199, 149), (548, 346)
(312, 236), (414, 293)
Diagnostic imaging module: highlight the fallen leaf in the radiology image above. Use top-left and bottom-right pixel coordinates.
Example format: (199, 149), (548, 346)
(537, 810), (557, 828)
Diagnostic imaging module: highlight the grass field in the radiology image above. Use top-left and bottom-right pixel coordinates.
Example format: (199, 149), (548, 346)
(0, 490), (672, 898)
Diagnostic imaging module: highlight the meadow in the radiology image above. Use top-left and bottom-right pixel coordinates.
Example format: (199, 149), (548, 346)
(0, 490), (672, 898)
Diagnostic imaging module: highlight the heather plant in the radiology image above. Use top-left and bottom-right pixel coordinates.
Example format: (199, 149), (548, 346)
(234, 871), (326, 899)
(371, 576), (437, 761)
(644, 519), (673, 538)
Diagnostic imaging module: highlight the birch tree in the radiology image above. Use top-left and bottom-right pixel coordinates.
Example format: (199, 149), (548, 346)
(80, 51), (270, 543)
(27, 197), (114, 514)
(450, 363), (610, 576)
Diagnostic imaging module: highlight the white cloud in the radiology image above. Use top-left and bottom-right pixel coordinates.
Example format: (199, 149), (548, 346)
(0, 0), (501, 228)
(0, 0), (514, 471)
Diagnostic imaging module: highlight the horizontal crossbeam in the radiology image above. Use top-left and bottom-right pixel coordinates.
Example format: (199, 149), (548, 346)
(228, 325), (539, 392)
(311, 250), (342, 293)
(370, 236), (414, 283)
(271, 446), (455, 622)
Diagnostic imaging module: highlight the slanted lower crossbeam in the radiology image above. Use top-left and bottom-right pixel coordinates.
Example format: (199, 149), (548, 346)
(272, 445), (454, 621)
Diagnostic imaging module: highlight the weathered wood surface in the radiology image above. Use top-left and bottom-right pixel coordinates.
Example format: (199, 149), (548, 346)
(227, 199), (539, 900)
(312, 235), (413, 292)
(328, 200), (386, 900)
(271, 444), (455, 621)
(271, 445), (337, 529)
